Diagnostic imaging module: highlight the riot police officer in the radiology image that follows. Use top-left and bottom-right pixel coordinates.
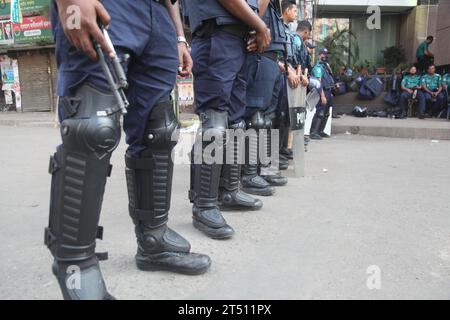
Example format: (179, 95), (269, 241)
(310, 48), (335, 140)
(240, 0), (291, 191)
(184, 0), (271, 239)
(273, 2), (308, 165)
(45, 0), (212, 300)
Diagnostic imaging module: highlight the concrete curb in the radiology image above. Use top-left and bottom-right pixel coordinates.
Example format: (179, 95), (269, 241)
(333, 124), (450, 140)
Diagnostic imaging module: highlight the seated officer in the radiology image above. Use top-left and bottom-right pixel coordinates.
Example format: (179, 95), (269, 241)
(443, 73), (449, 101)
(399, 66), (425, 119)
(421, 64), (445, 117)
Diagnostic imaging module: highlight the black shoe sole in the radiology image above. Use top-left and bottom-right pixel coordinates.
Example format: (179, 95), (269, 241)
(264, 180), (288, 187)
(193, 219), (234, 240)
(219, 202), (263, 211)
(241, 186), (275, 197)
(136, 259), (211, 276)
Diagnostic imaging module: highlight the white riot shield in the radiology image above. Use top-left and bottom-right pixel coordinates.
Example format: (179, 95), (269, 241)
(286, 84), (307, 178)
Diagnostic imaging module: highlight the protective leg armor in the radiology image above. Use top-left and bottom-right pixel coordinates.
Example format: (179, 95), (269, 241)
(241, 112), (275, 196)
(45, 84), (121, 300)
(260, 113), (288, 186)
(126, 101), (211, 275)
(219, 120), (263, 210)
(190, 109), (235, 239)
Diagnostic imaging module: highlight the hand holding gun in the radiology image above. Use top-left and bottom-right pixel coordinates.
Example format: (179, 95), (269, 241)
(93, 27), (130, 115)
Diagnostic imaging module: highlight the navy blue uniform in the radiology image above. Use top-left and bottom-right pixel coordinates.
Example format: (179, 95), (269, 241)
(185, 0), (258, 124)
(46, 0), (213, 301)
(52, 0), (178, 157)
(312, 61), (335, 115)
(185, 0), (264, 240)
(245, 1), (286, 118)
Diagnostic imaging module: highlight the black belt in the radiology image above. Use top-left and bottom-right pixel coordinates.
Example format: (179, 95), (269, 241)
(260, 51), (279, 62)
(218, 24), (249, 39)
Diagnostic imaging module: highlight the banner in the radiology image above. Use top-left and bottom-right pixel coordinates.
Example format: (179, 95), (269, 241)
(13, 15), (52, 44)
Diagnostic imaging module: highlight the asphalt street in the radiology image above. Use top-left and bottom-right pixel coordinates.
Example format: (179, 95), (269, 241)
(0, 125), (449, 300)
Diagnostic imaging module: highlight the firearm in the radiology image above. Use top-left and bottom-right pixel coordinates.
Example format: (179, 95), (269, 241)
(94, 27), (130, 115)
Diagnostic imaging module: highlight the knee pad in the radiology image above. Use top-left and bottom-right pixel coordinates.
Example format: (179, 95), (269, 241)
(196, 109), (228, 152)
(263, 113), (276, 129)
(144, 100), (179, 152)
(246, 111), (265, 130)
(199, 109), (228, 136)
(229, 120), (246, 131)
(60, 84), (121, 158)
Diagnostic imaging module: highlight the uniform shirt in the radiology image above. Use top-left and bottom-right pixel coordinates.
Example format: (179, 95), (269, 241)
(416, 41), (429, 58)
(421, 73), (442, 91)
(292, 34), (308, 70)
(312, 62), (335, 89)
(442, 74), (450, 87)
(401, 74), (421, 90)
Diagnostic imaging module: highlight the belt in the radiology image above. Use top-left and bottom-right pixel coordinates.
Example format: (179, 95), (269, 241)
(260, 51), (279, 62)
(218, 24), (249, 39)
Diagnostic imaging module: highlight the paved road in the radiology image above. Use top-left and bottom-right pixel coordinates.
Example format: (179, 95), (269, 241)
(0, 125), (449, 300)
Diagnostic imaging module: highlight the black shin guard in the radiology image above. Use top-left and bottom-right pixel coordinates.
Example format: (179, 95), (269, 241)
(190, 110), (234, 239)
(241, 112), (275, 196)
(126, 101), (211, 275)
(261, 114), (288, 186)
(219, 120), (263, 210)
(45, 84), (121, 300)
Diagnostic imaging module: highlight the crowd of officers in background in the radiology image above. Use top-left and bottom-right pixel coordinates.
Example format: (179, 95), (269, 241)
(396, 36), (450, 120)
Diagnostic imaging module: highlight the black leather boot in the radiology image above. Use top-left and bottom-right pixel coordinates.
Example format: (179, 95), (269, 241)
(310, 114), (323, 140)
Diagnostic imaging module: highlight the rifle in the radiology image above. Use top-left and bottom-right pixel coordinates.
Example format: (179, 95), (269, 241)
(93, 27), (130, 115)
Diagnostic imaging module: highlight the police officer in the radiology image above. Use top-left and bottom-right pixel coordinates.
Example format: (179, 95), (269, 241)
(310, 48), (335, 140)
(399, 65), (425, 119)
(421, 64), (445, 118)
(46, 0), (212, 300)
(280, 18), (312, 158)
(416, 36), (434, 73)
(239, 0), (291, 191)
(442, 72), (449, 116)
(184, 0), (271, 239)
(292, 20), (313, 76)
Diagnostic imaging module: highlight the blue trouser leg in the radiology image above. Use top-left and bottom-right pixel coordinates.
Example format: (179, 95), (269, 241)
(244, 54), (281, 118)
(399, 91), (411, 115)
(314, 89), (333, 116)
(416, 91), (426, 115)
(191, 30), (246, 123)
(424, 92), (445, 116)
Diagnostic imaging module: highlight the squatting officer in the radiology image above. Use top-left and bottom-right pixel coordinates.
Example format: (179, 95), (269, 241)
(45, 0), (212, 300)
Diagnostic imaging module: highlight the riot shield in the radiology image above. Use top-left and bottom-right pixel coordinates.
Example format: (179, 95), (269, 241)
(286, 84), (307, 177)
